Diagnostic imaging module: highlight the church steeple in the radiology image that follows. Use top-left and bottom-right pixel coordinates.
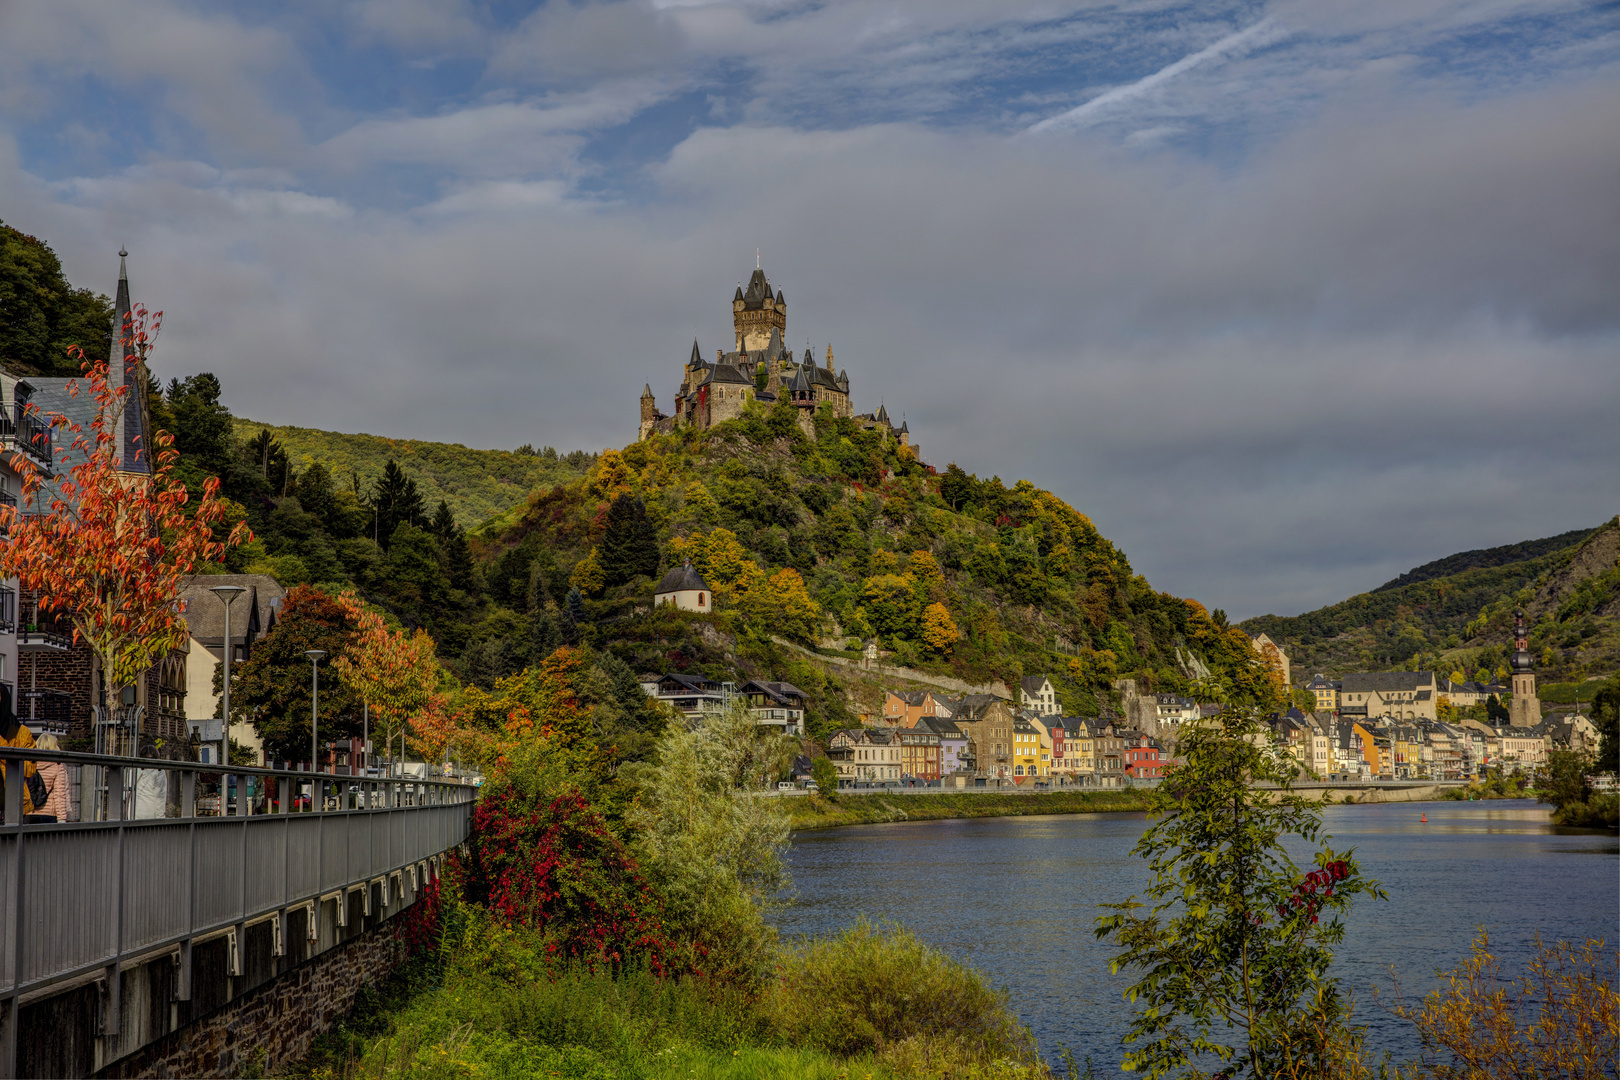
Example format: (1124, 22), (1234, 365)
(1507, 608), (1540, 729)
(112, 248), (149, 475)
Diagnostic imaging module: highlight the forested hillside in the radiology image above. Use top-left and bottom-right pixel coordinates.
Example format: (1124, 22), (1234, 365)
(1243, 518), (1619, 684)
(457, 400), (1282, 737)
(231, 418), (593, 530)
(8, 218), (1281, 742)
(1373, 526), (1598, 592)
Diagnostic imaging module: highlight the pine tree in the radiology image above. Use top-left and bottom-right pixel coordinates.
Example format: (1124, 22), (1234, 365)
(373, 459), (425, 545)
(429, 499), (456, 541)
(599, 494), (660, 586)
(566, 586), (587, 626)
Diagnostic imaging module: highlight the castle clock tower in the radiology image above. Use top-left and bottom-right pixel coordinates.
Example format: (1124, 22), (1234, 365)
(1507, 608), (1540, 728)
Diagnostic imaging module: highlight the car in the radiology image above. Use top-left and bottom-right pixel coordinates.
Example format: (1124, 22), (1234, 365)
(804, 781), (819, 792)
(777, 781), (796, 791)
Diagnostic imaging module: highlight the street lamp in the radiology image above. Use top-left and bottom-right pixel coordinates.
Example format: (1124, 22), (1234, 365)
(305, 650), (325, 773)
(209, 585), (246, 769)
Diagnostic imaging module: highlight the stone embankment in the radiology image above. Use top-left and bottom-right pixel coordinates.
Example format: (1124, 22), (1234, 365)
(770, 636), (1011, 698)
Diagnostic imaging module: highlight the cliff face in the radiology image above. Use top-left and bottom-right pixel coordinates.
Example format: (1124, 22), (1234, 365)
(1526, 519), (1620, 621)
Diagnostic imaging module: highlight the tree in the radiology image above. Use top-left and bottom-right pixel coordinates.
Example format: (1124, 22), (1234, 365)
(569, 547), (606, 596)
(428, 498), (456, 540)
(0, 312), (250, 739)
(1096, 710), (1385, 1078)
(330, 595), (440, 769)
(372, 459), (425, 544)
(1592, 673), (1619, 775)
(742, 567), (822, 644)
(0, 221), (113, 376)
(1537, 748), (1594, 810)
(235, 586), (363, 762)
(939, 463), (977, 511)
(811, 755), (839, 792)
(598, 493), (659, 586)
(1486, 694), (1510, 724)
(922, 602), (958, 654)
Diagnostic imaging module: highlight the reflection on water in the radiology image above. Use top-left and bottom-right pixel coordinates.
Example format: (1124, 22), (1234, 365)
(775, 799), (1618, 1074)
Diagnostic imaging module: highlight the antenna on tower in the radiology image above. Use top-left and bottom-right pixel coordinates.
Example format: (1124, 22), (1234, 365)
(756, 248), (760, 269)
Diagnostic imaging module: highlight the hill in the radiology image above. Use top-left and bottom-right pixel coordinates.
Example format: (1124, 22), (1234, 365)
(1242, 517), (1620, 684)
(462, 402), (1285, 736)
(231, 418), (594, 531)
(1373, 527), (1599, 592)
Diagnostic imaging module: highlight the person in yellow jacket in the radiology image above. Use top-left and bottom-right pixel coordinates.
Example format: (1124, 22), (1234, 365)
(0, 684), (45, 821)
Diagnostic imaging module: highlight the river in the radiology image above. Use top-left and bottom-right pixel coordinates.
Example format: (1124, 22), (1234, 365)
(774, 799), (1619, 1073)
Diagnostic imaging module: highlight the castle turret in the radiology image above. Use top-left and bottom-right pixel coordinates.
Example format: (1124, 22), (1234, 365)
(1508, 608), (1540, 728)
(734, 266), (786, 352)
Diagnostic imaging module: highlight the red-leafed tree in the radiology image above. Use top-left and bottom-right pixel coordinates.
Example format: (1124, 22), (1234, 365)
(0, 306), (250, 737)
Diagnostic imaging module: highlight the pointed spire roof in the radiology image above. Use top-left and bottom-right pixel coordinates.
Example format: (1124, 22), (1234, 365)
(734, 284), (743, 302)
(741, 266), (773, 308)
(642, 383), (654, 398)
(688, 338), (703, 366)
(875, 403), (890, 424)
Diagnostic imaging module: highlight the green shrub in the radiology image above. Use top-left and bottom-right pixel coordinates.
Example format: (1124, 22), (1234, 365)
(1553, 793), (1619, 830)
(767, 919), (1038, 1064)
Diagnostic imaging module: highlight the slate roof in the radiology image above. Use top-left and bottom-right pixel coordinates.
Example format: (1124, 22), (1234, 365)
(740, 267), (775, 309)
(655, 561), (709, 595)
(690, 362), (754, 388)
(742, 680), (806, 706)
(1020, 675), (1052, 695)
(1339, 671), (1435, 693)
(179, 574), (286, 647)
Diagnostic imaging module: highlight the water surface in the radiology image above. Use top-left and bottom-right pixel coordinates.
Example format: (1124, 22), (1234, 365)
(775, 799), (1618, 1073)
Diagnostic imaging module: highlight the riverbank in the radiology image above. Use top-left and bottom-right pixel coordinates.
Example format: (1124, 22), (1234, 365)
(788, 789), (1162, 830)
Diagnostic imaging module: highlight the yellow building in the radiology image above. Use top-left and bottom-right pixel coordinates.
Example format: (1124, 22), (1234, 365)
(1012, 716), (1049, 778)
(1304, 674), (1339, 712)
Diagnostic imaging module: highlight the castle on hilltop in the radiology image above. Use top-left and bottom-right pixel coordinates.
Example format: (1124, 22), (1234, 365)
(638, 266), (913, 454)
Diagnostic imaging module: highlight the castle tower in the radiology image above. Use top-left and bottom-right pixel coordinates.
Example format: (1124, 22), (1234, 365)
(1507, 608), (1540, 728)
(733, 267), (785, 353)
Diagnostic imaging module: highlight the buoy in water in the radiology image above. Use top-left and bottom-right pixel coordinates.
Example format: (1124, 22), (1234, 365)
(1420, 813), (1428, 823)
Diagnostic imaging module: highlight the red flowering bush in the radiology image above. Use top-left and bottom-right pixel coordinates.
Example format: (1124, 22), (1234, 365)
(465, 785), (678, 973)
(399, 873), (445, 959)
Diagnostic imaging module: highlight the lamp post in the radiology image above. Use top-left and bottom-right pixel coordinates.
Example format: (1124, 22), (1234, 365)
(305, 650), (325, 773)
(209, 585), (247, 769)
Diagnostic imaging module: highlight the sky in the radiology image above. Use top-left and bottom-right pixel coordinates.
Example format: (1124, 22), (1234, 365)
(2, 0), (1616, 620)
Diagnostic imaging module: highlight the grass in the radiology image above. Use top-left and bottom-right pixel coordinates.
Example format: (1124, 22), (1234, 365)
(787, 789), (1162, 831)
(290, 917), (1052, 1080)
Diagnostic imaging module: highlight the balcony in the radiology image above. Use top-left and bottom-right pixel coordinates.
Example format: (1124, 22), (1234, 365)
(0, 409), (53, 466)
(18, 623), (72, 651)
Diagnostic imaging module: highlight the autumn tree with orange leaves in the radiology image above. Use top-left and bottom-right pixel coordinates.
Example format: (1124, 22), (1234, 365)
(330, 594), (440, 770)
(0, 306), (249, 746)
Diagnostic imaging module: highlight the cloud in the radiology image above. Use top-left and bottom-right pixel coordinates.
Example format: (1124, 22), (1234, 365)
(1027, 17), (1290, 133)
(4, 1), (1619, 620)
(490, 1), (688, 84)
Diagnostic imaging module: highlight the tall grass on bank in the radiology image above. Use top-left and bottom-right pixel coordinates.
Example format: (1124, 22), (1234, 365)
(294, 912), (1049, 1080)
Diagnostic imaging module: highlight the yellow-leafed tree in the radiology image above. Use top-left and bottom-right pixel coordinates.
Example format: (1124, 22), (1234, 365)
(922, 602), (958, 654)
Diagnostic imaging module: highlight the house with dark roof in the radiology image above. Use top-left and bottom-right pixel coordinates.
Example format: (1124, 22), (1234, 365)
(2, 250), (190, 751)
(740, 680), (807, 735)
(178, 574), (286, 764)
(1339, 671), (1439, 721)
(1018, 674), (1059, 717)
(653, 560), (711, 613)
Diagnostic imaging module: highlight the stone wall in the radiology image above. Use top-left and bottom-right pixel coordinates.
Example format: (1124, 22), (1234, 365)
(15, 878), (423, 1079)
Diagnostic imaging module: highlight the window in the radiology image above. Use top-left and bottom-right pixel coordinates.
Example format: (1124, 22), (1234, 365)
(697, 593), (705, 605)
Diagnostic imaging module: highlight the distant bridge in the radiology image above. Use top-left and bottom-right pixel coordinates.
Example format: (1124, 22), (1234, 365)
(1, 747), (474, 1078)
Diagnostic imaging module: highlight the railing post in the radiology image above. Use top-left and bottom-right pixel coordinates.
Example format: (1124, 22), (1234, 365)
(4, 758), (24, 1080)
(182, 769), (196, 818)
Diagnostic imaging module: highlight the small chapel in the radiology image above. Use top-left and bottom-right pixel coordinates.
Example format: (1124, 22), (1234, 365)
(637, 266), (913, 454)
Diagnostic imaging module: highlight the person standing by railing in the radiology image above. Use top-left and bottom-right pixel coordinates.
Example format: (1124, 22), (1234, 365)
(0, 683), (49, 822)
(32, 731), (70, 822)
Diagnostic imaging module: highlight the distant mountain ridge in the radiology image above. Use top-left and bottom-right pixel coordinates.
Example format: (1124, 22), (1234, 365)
(1241, 517), (1619, 680)
(1374, 527), (1600, 593)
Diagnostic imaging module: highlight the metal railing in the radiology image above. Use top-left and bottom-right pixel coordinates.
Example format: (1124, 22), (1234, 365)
(0, 411), (52, 466)
(0, 746), (475, 1072)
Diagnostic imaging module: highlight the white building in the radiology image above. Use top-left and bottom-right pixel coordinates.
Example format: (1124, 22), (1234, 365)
(653, 560), (711, 613)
